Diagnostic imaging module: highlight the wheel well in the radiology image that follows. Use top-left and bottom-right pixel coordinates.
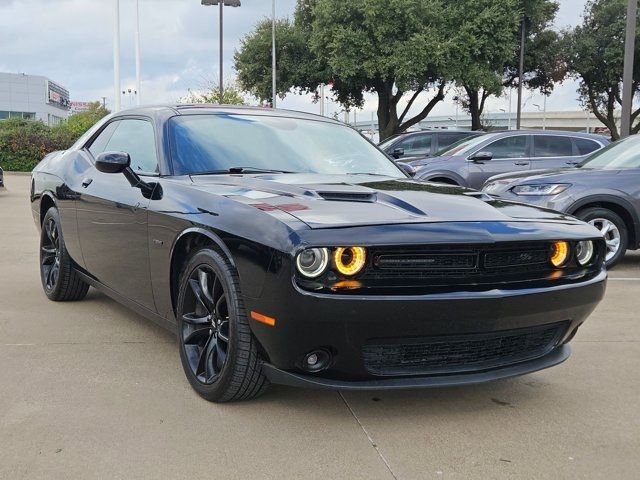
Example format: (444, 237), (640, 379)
(40, 195), (55, 225)
(428, 177), (459, 186)
(169, 232), (226, 315)
(572, 201), (637, 249)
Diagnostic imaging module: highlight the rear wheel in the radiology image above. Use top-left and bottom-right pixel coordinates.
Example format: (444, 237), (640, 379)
(176, 248), (269, 402)
(576, 207), (628, 268)
(40, 207), (89, 301)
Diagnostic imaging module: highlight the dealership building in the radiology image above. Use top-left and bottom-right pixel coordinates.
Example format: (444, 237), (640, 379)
(0, 72), (71, 125)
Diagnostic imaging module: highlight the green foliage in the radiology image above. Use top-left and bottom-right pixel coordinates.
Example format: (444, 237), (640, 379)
(566, 0), (640, 139)
(180, 80), (247, 105)
(0, 102), (110, 171)
(235, 0), (555, 139)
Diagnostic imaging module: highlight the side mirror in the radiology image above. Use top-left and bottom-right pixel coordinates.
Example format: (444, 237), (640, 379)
(392, 148), (405, 159)
(95, 151), (130, 174)
(469, 151), (493, 162)
(397, 161), (416, 177)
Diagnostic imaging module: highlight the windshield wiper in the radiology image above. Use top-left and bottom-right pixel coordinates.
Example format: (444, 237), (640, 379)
(191, 167), (293, 176)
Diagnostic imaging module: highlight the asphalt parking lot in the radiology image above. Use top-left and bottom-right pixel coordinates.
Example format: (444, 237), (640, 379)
(1, 172), (639, 480)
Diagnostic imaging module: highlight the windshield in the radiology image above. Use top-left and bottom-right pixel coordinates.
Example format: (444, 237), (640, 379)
(169, 114), (405, 177)
(579, 136), (640, 169)
(436, 133), (490, 156)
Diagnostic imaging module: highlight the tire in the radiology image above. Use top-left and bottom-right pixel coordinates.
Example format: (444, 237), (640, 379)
(40, 207), (89, 301)
(176, 248), (269, 402)
(575, 207), (628, 269)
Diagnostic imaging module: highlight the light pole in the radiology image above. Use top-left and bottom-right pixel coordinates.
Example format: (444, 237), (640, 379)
(452, 95), (459, 127)
(201, 0), (241, 103)
(516, 18), (526, 130)
(621, 0), (638, 138)
(272, 0), (277, 108)
(533, 100), (547, 130)
(113, 0), (121, 112)
(134, 0), (141, 105)
(499, 108), (507, 130)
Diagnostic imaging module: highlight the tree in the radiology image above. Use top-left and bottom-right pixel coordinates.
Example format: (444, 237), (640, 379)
(566, 0), (640, 140)
(63, 102), (110, 138)
(237, 0), (459, 141)
(448, 0), (521, 130)
(180, 79), (246, 105)
(456, 0), (564, 131)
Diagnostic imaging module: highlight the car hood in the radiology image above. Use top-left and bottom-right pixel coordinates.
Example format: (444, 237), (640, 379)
(487, 167), (623, 186)
(189, 174), (578, 229)
(408, 155), (456, 168)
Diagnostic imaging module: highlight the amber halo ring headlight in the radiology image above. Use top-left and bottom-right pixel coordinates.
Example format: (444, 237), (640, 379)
(333, 247), (367, 276)
(576, 240), (595, 266)
(296, 248), (330, 278)
(550, 241), (570, 267)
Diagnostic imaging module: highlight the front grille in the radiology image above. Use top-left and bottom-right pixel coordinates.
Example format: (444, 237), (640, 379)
(362, 322), (568, 376)
(361, 242), (555, 282)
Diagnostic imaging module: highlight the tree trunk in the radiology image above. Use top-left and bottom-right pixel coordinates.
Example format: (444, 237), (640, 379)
(465, 88), (482, 131)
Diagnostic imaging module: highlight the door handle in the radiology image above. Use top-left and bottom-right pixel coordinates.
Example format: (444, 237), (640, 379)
(565, 161), (579, 166)
(513, 162), (529, 166)
(81, 178), (93, 188)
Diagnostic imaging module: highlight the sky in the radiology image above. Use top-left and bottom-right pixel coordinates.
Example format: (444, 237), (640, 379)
(0, 0), (590, 120)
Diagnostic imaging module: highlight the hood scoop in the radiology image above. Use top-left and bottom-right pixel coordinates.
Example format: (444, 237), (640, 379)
(317, 191), (377, 203)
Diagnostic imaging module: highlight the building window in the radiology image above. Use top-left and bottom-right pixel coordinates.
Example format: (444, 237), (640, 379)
(0, 111), (36, 121)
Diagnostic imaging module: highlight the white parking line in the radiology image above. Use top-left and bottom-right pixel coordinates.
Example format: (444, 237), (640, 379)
(608, 277), (640, 281)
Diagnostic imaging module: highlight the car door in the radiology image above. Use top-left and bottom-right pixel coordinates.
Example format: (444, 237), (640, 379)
(465, 134), (531, 189)
(531, 134), (578, 170)
(76, 117), (159, 311)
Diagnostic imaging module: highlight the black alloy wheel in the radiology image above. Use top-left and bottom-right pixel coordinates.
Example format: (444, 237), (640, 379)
(177, 248), (269, 402)
(180, 264), (230, 384)
(39, 207), (89, 301)
(41, 216), (61, 292)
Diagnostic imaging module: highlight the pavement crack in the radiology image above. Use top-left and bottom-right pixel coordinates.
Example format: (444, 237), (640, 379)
(338, 391), (399, 480)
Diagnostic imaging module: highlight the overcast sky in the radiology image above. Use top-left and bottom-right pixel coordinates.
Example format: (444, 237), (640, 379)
(0, 0), (589, 119)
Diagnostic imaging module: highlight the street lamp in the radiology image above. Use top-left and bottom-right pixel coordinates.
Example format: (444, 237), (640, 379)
(113, 0), (121, 112)
(201, 0), (241, 102)
(533, 97), (547, 130)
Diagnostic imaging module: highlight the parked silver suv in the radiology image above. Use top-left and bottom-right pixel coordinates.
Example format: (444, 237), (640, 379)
(411, 130), (609, 190)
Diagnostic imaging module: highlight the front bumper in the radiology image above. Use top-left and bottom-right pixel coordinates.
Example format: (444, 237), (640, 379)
(262, 345), (571, 390)
(246, 269), (606, 387)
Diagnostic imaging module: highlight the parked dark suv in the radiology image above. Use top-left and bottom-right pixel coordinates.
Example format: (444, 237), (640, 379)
(412, 130), (609, 190)
(483, 135), (640, 268)
(379, 130), (482, 161)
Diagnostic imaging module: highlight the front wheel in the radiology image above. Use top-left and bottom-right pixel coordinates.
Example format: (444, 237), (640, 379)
(576, 207), (628, 268)
(40, 207), (89, 301)
(176, 248), (269, 402)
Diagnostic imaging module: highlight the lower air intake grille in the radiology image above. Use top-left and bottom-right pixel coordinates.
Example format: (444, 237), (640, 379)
(362, 322), (568, 376)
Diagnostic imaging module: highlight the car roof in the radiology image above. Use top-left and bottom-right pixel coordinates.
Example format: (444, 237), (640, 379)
(111, 104), (342, 125)
(483, 130), (608, 141)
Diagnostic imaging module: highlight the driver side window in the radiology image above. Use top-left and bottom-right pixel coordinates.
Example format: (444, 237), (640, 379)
(89, 119), (158, 173)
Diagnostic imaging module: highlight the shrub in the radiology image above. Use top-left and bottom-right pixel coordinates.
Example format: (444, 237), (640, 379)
(0, 102), (109, 172)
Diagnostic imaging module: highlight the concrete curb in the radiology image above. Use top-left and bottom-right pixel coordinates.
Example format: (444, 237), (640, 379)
(4, 171), (32, 176)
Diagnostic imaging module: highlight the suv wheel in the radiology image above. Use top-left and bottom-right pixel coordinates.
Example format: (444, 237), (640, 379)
(576, 207), (628, 268)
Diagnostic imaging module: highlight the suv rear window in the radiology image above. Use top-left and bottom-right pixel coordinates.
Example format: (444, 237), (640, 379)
(575, 138), (601, 155)
(534, 135), (574, 157)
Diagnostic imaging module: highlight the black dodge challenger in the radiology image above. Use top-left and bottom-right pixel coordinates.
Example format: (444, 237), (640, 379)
(30, 106), (607, 402)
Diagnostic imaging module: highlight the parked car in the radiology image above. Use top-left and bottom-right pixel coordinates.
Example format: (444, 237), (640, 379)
(483, 135), (640, 268)
(31, 105), (606, 402)
(412, 130), (609, 190)
(378, 129), (482, 161)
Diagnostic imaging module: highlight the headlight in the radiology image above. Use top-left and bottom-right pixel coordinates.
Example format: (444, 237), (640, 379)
(333, 247), (367, 276)
(483, 180), (511, 194)
(576, 240), (595, 266)
(550, 241), (570, 267)
(296, 248), (329, 278)
(511, 184), (571, 196)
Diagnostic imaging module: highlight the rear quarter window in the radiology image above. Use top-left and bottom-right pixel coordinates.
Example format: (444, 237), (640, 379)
(575, 138), (602, 155)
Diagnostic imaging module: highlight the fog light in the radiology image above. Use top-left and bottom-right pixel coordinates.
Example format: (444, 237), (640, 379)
(302, 350), (331, 372)
(576, 240), (594, 266)
(306, 353), (318, 365)
(551, 241), (570, 267)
